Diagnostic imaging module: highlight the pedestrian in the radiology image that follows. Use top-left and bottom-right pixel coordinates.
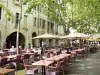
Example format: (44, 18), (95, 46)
(18, 46), (22, 54)
(41, 41), (46, 56)
(9, 46), (16, 55)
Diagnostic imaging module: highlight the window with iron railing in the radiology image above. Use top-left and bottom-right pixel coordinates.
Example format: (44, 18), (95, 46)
(15, 12), (19, 27)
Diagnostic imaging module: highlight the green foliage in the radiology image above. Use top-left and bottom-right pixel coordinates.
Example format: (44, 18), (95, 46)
(0, 2), (13, 19)
(24, 0), (100, 34)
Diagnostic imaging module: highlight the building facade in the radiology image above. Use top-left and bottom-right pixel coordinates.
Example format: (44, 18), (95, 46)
(0, 0), (65, 49)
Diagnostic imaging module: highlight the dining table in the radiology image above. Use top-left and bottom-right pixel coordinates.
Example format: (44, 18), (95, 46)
(32, 60), (54, 75)
(0, 68), (15, 75)
(46, 54), (71, 61)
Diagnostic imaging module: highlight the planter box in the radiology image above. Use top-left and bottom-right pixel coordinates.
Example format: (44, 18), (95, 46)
(15, 69), (26, 75)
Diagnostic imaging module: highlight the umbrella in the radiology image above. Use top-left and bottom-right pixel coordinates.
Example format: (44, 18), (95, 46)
(62, 33), (89, 39)
(31, 33), (60, 39)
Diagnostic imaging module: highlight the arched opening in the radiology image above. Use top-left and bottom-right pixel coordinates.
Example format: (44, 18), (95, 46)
(32, 32), (37, 47)
(6, 32), (25, 49)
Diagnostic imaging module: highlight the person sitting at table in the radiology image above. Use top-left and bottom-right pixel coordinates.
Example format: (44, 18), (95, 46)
(41, 41), (46, 56)
(9, 46), (16, 55)
(18, 46), (22, 54)
(66, 49), (71, 54)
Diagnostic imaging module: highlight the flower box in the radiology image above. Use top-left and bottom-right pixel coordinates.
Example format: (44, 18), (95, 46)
(16, 69), (26, 75)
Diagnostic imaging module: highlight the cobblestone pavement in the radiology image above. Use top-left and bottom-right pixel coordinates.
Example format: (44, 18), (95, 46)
(66, 51), (100, 75)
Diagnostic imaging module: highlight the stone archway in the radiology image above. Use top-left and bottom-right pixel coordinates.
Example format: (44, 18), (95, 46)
(32, 32), (37, 47)
(6, 32), (25, 49)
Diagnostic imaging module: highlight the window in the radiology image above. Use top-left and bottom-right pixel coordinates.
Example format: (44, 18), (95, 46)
(15, 13), (19, 27)
(48, 22), (50, 32)
(24, 15), (28, 28)
(33, 17), (37, 26)
(42, 19), (45, 28)
(51, 23), (54, 32)
(56, 25), (58, 34)
(39, 18), (42, 27)
(0, 7), (2, 19)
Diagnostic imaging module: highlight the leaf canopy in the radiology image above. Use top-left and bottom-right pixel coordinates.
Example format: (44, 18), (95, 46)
(0, 2), (13, 19)
(24, 0), (100, 34)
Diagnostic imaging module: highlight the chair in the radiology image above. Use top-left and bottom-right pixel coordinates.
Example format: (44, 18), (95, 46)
(34, 52), (40, 62)
(56, 51), (61, 55)
(68, 54), (76, 66)
(24, 54), (30, 59)
(25, 65), (38, 75)
(47, 52), (50, 58)
(76, 51), (83, 58)
(23, 54), (30, 65)
(16, 55), (21, 62)
(61, 58), (69, 73)
(47, 61), (62, 75)
(0, 57), (8, 67)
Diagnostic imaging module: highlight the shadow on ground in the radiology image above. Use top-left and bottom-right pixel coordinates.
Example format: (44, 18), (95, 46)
(65, 50), (100, 75)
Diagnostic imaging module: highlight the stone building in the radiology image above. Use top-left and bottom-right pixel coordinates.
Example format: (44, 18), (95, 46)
(0, 0), (65, 49)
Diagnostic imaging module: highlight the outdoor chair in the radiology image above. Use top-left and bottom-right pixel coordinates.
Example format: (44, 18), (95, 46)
(47, 52), (50, 58)
(68, 54), (76, 66)
(84, 47), (89, 57)
(76, 51), (83, 58)
(56, 51), (61, 55)
(0, 57), (8, 67)
(25, 65), (38, 75)
(15, 55), (21, 63)
(47, 61), (63, 75)
(24, 54), (30, 59)
(61, 58), (69, 73)
(34, 52), (40, 62)
(23, 54), (31, 65)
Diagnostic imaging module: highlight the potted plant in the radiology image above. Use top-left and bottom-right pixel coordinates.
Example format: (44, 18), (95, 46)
(15, 63), (26, 75)
(5, 61), (26, 75)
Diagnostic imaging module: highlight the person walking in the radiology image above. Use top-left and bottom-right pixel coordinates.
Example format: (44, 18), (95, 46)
(41, 41), (46, 56)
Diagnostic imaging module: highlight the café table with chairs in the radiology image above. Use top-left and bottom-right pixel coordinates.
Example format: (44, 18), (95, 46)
(32, 60), (54, 75)
(46, 54), (71, 62)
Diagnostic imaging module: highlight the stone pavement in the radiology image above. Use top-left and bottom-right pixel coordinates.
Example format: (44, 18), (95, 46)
(66, 50), (100, 75)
